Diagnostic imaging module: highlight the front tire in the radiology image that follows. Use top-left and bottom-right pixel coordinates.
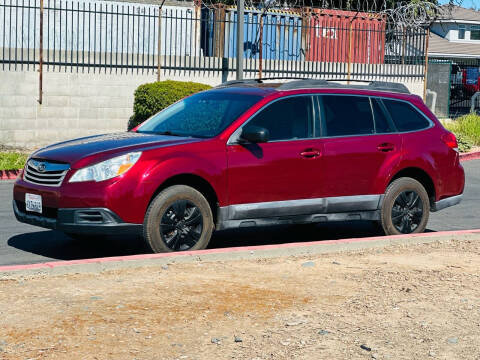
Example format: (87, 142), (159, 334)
(143, 185), (214, 253)
(381, 177), (430, 235)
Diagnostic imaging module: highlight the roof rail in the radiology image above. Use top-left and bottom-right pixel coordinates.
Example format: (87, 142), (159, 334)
(277, 79), (411, 94)
(215, 79), (260, 88)
(367, 81), (410, 94)
(215, 77), (310, 88)
(215, 78), (410, 94)
(277, 79), (332, 90)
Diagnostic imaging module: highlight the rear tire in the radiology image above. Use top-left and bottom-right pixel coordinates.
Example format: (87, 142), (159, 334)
(143, 185), (214, 253)
(381, 177), (430, 236)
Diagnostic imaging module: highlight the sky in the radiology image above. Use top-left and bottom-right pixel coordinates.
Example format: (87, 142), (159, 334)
(437, 0), (478, 9)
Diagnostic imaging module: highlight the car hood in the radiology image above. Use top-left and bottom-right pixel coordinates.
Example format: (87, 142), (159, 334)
(31, 132), (201, 166)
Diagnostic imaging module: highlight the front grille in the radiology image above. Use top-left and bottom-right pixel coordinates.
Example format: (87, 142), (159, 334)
(24, 159), (70, 187)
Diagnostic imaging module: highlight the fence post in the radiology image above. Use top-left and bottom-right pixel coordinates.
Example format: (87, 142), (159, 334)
(236, 0), (244, 80)
(347, 21), (353, 83)
(38, 0), (44, 104)
(423, 28), (430, 102)
(258, 15), (263, 79)
(222, 57), (229, 82)
(157, 6), (163, 82)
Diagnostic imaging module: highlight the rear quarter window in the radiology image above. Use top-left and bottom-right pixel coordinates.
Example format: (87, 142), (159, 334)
(382, 99), (430, 132)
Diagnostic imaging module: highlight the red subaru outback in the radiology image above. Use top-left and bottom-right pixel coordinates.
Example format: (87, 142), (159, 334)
(13, 79), (464, 252)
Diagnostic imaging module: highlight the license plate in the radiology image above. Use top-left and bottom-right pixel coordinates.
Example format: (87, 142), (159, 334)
(25, 193), (42, 214)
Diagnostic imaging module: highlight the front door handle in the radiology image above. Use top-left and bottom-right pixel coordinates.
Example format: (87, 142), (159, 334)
(377, 143), (395, 152)
(300, 149), (321, 158)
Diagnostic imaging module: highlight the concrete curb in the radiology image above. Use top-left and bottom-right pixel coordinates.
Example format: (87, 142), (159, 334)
(460, 150), (480, 162)
(1, 229), (479, 278)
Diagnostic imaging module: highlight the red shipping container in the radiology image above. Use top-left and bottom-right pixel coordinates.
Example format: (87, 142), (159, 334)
(306, 9), (386, 64)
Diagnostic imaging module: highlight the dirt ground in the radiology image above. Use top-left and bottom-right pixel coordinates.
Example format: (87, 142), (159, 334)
(0, 238), (479, 360)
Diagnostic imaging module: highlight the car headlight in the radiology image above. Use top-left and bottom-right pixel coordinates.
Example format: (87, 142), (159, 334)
(69, 152), (142, 183)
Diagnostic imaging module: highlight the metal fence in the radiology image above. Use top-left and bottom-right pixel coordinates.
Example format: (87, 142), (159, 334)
(0, 0), (427, 79)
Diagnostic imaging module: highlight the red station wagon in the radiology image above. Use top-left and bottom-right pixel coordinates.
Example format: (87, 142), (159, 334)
(13, 79), (465, 253)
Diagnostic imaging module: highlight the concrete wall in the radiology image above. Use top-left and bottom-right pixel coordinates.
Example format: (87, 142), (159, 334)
(0, 70), (222, 149)
(0, 68), (424, 149)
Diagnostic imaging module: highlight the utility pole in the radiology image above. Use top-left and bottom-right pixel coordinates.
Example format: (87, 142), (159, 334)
(236, 0), (244, 80)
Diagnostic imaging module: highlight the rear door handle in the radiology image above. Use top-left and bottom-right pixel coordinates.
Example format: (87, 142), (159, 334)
(300, 149), (321, 158)
(377, 143), (395, 152)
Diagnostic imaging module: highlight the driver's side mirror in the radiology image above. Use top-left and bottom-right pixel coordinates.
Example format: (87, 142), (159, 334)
(240, 126), (270, 143)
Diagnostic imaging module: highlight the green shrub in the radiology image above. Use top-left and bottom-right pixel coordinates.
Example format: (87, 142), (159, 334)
(128, 80), (212, 130)
(443, 113), (480, 147)
(0, 152), (28, 170)
(456, 133), (474, 153)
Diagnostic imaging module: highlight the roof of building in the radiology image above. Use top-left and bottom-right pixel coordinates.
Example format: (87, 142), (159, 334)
(439, 5), (480, 22)
(428, 31), (480, 58)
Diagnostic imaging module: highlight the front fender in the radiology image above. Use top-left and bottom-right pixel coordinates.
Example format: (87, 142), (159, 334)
(131, 152), (227, 218)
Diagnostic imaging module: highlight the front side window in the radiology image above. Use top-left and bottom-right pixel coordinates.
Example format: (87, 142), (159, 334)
(138, 91), (262, 138)
(458, 24), (466, 40)
(247, 96), (314, 141)
(382, 99), (430, 132)
(471, 25), (480, 40)
(320, 95), (374, 137)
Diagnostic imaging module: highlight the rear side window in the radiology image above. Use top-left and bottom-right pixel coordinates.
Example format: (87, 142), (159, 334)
(382, 99), (430, 132)
(372, 99), (395, 133)
(320, 95), (374, 137)
(247, 96), (313, 141)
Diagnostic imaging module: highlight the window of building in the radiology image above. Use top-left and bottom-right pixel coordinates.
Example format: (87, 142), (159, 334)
(458, 24), (466, 40)
(471, 25), (480, 40)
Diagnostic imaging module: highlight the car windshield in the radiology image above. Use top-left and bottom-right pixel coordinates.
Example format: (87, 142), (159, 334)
(137, 91), (262, 138)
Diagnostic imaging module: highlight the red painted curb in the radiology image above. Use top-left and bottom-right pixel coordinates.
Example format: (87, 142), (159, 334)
(0, 169), (20, 180)
(460, 150), (480, 162)
(1, 228), (479, 273)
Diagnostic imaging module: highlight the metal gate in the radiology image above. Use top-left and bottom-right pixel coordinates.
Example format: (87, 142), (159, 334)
(448, 58), (480, 117)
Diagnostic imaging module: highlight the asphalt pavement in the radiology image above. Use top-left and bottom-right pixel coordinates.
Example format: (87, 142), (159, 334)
(1, 159), (479, 266)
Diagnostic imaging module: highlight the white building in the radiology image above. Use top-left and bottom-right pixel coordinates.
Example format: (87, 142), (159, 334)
(429, 5), (480, 62)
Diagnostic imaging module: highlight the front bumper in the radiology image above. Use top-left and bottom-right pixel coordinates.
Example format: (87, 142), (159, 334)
(13, 201), (142, 236)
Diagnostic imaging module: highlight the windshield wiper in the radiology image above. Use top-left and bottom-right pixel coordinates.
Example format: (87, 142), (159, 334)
(138, 130), (209, 138)
(143, 130), (185, 137)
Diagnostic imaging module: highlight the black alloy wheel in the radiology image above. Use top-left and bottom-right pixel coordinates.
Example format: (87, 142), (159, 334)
(391, 190), (423, 234)
(143, 185), (214, 253)
(160, 200), (203, 251)
(380, 177), (430, 236)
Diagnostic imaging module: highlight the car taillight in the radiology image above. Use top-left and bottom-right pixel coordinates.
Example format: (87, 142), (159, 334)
(441, 132), (458, 152)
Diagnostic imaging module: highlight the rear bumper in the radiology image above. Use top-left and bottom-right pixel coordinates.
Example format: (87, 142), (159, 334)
(431, 193), (463, 212)
(13, 201), (142, 236)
